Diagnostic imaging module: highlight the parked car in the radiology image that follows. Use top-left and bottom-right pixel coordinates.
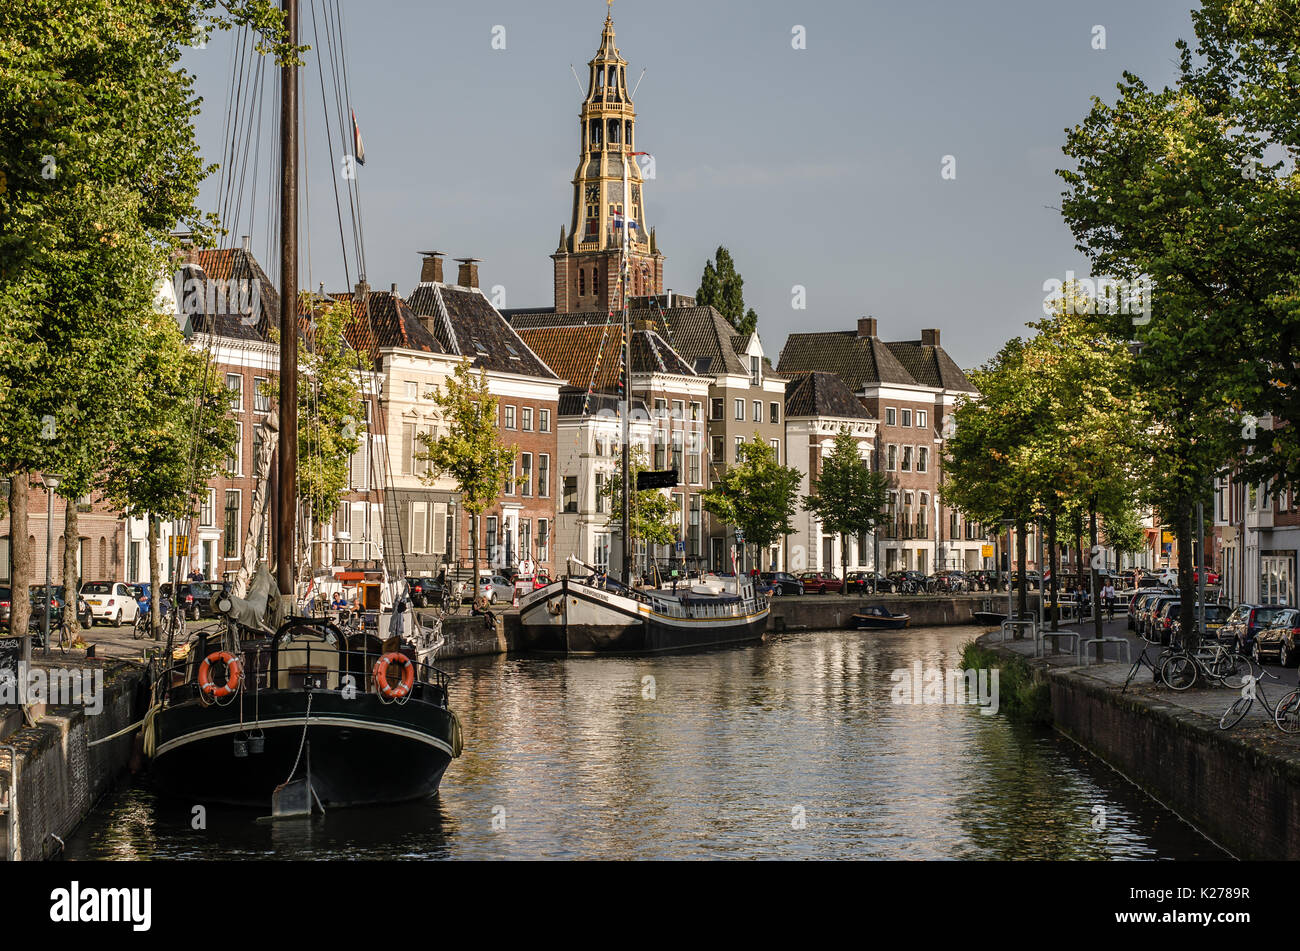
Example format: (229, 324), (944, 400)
(969, 569), (999, 591)
(888, 570), (930, 592)
(1252, 608), (1300, 666)
(760, 572), (805, 596)
(1005, 570), (1043, 591)
(845, 571), (892, 594)
(796, 571), (843, 595)
(1138, 592), (1180, 641)
(79, 581), (141, 627)
(478, 574), (515, 605)
(1168, 602), (1230, 642)
(531, 571), (553, 590)
(169, 582), (208, 620)
(1221, 603), (1287, 657)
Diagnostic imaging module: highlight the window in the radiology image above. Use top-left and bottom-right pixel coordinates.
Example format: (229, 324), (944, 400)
(222, 490), (240, 558)
(226, 373), (243, 411)
(254, 377), (270, 413)
(538, 454), (550, 497)
(655, 430), (667, 470)
(711, 398), (724, 420)
(886, 407), (897, 426)
(689, 496), (701, 555)
(672, 400), (684, 422)
(770, 402), (780, 424)
(711, 435), (724, 463)
(505, 459), (516, 495)
(596, 473), (607, 513)
(521, 453), (533, 497)
(901, 446), (913, 472)
(735, 399), (744, 421)
(519, 520), (531, 563)
(950, 511), (959, 538)
(522, 407), (533, 431)
(226, 423), (242, 475)
(917, 447), (928, 473)
(402, 423), (417, 476)
(753, 400), (761, 422)
(750, 355), (761, 386)
(901, 409), (913, 427)
(563, 476), (578, 513)
(917, 410), (928, 429)
(654, 398), (668, 418)
(504, 405), (516, 430)
(770, 439), (780, 462)
(405, 381), (418, 401)
(539, 409), (551, 433)
(690, 401), (702, 422)
(412, 501), (429, 554)
(200, 490), (215, 528)
(486, 516), (498, 565)
(689, 442), (701, 484)
(735, 436), (744, 457)
(671, 431), (683, 475)
(887, 445), (898, 471)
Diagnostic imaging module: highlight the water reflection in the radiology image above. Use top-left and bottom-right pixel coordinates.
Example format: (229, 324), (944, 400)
(66, 626), (1225, 860)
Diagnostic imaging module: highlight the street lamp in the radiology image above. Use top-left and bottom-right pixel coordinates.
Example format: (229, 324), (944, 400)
(41, 473), (61, 659)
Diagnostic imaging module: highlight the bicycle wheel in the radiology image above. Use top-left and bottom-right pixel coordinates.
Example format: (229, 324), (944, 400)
(1275, 692), (1300, 734)
(1220, 696), (1253, 730)
(1161, 655), (1198, 690)
(1214, 651), (1253, 690)
(1122, 657), (1144, 693)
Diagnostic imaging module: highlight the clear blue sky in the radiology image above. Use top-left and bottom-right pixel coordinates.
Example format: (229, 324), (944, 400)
(182, 0), (1195, 370)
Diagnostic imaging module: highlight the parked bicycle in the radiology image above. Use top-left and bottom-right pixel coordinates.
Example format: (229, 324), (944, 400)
(1160, 640), (1251, 691)
(1220, 668), (1287, 730)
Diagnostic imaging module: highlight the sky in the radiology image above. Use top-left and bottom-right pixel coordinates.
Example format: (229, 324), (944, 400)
(180, 0), (1197, 371)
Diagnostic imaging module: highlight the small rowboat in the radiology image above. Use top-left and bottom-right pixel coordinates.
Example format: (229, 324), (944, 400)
(973, 611), (1007, 626)
(850, 605), (910, 630)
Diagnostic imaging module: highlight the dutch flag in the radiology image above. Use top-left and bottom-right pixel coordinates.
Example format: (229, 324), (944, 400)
(612, 213), (638, 231)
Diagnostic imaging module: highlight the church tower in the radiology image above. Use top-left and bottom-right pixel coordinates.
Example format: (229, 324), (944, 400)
(553, 8), (664, 314)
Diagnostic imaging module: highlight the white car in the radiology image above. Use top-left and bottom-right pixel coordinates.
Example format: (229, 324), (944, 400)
(79, 581), (141, 627)
(478, 574), (515, 605)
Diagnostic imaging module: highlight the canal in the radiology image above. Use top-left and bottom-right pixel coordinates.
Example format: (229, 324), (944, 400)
(66, 625), (1226, 859)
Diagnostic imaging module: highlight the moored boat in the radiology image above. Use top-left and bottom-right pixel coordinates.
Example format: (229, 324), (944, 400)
(849, 605), (910, 630)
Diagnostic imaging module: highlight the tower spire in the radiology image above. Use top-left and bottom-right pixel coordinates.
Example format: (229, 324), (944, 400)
(551, 7), (664, 314)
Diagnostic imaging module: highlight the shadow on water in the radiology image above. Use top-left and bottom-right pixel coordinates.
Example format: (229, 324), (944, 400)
(65, 625), (1228, 860)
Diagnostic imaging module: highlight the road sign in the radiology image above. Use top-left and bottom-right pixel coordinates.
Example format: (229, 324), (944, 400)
(168, 536), (189, 558)
(636, 469), (679, 490)
(675, 540), (685, 554)
(981, 544), (994, 558)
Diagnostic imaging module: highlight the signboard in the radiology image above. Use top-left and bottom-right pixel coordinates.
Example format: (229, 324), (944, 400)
(168, 535), (189, 558)
(0, 637), (20, 703)
(981, 545), (994, 558)
(518, 559), (535, 577)
(675, 540), (685, 554)
(636, 469), (679, 490)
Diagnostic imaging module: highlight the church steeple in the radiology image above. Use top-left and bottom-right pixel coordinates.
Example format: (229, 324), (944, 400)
(552, 7), (664, 314)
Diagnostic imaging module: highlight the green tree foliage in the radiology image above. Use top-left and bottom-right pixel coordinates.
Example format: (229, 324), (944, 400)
(696, 246), (758, 334)
(417, 361), (515, 585)
(803, 430), (891, 587)
(702, 434), (801, 571)
(600, 446), (679, 570)
(0, 0), (289, 636)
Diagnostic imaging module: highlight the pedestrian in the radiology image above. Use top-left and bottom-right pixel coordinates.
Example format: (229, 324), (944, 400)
(1102, 579), (1116, 621)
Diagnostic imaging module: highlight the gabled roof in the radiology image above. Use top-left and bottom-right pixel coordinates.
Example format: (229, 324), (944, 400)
(516, 324), (700, 390)
(777, 331), (918, 390)
(884, 340), (975, 393)
(510, 305), (772, 379)
(785, 371), (874, 420)
(178, 247), (279, 342)
(326, 290), (444, 360)
(406, 283), (558, 380)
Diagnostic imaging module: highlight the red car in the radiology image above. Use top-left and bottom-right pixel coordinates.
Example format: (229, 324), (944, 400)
(796, 571), (843, 595)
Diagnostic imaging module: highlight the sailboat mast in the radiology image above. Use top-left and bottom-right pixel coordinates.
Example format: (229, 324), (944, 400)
(277, 0), (299, 601)
(620, 151), (632, 584)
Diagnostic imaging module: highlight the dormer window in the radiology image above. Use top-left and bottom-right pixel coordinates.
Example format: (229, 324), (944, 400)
(750, 355), (761, 386)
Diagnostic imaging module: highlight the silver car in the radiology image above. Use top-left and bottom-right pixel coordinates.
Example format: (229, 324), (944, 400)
(478, 574), (515, 605)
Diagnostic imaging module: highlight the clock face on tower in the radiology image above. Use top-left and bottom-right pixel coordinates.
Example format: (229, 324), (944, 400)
(585, 184), (600, 203)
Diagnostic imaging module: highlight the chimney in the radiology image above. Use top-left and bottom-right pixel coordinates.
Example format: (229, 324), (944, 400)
(921, 328), (940, 347)
(857, 316), (877, 339)
(390, 283), (398, 294)
(419, 250), (444, 284)
(455, 257), (481, 289)
(352, 279), (369, 304)
(241, 235), (251, 252)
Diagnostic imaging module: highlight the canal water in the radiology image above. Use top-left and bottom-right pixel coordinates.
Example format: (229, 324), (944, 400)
(66, 625), (1226, 860)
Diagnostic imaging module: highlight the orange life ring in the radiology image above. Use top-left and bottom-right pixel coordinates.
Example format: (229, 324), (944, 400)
(373, 652), (416, 700)
(198, 651), (243, 699)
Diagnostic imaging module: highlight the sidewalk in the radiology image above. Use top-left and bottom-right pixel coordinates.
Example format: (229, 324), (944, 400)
(986, 613), (1300, 734)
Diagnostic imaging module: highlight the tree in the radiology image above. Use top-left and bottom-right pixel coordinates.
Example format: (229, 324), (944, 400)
(0, 0), (288, 643)
(417, 360), (515, 589)
(803, 430), (890, 587)
(702, 434), (801, 572)
(696, 247), (758, 334)
(599, 446), (679, 575)
(100, 308), (236, 638)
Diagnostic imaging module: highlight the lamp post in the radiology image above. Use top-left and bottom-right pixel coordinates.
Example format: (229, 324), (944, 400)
(1002, 517), (1015, 621)
(41, 473), (61, 658)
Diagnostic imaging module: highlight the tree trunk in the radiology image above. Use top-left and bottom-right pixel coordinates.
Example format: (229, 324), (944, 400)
(148, 515), (161, 640)
(841, 533), (848, 592)
(1177, 507), (1197, 649)
(10, 473), (30, 659)
(470, 511), (480, 601)
(1090, 498), (1102, 640)
(1016, 518), (1028, 629)
(1048, 507), (1060, 632)
(63, 499), (79, 631)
